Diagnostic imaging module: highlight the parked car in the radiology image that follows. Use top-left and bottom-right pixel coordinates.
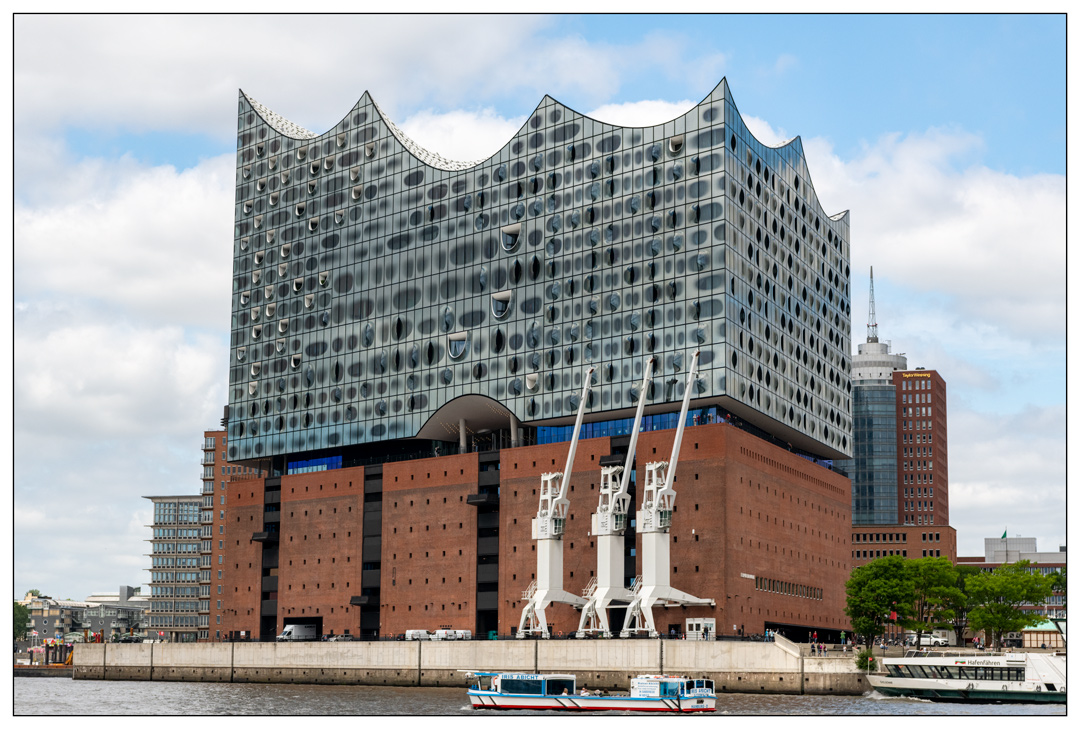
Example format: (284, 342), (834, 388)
(328, 634), (357, 642)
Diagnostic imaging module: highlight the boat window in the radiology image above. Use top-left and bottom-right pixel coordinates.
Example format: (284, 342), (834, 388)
(660, 681), (680, 697)
(545, 678), (575, 696)
(476, 676), (493, 691)
(501, 678), (543, 695)
(887, 665), (903, 678)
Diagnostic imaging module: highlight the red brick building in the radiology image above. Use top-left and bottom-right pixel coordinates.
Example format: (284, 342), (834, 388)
(219, 420), (854, 641)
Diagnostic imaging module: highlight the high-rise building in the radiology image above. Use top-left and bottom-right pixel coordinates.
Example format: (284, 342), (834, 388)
(841, 269), (954, 563)
(958, 538), (1066, 620)
(144, 495), (203, 642)
(220, 79), (858, 641)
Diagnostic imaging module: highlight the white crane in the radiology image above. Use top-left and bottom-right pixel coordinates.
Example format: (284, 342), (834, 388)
(577, 357), (655, 638)
(620, 351), (715, 638)
(517, 367), (595, 638)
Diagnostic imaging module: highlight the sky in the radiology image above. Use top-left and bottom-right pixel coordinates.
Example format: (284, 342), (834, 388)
(11, 14), (1069, 602)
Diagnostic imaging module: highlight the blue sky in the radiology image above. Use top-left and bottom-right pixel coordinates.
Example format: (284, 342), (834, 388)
(13, 14), (1067, 601)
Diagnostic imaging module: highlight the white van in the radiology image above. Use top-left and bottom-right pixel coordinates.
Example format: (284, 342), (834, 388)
(432, 629), (457, 641)
(454, 630), (472, 641)
(404, 630), (432, 641)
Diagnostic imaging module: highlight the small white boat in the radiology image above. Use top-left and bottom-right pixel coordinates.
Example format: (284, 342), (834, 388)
(466, 672), (716, 712)
(867, 649), (1066, 703)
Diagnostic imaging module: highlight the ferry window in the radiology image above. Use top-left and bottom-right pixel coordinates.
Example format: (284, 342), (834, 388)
(501, 678), (543, 695)
(545, 678), (575, 696)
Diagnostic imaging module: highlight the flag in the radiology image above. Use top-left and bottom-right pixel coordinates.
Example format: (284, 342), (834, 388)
(1002, 529), (1007, 539)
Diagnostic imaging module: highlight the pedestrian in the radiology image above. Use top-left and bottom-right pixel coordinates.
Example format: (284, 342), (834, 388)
(810, 643), (816, 656)
(840, 630), (846, 646)
(813, 630), (818, 643)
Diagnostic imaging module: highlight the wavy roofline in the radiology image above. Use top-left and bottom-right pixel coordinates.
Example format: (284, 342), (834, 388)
(240, 79), (848, 221)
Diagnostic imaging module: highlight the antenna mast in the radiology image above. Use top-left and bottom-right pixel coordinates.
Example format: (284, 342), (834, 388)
(867, 266), (879, 343)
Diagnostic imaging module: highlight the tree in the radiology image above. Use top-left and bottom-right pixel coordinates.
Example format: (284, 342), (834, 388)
(967, 560), (1052, 649)
(13, 602), (29, 641)
(939, 564), (981, 647)
(845, 555), (913, 647)
(1049, 567), (1066, 609)
(899, 557), (960, 645)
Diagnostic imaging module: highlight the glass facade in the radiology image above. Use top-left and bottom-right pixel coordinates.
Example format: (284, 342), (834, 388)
(145, 495), (202, 642)
(839, 384), (898, 525)
(227, 80), (852, 466)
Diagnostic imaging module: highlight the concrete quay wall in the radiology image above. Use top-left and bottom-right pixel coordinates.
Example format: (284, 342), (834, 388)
(73, 640), (869, 694)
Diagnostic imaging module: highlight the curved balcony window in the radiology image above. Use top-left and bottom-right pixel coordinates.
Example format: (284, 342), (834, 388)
(501, 223), (521, 252)
(491, 290), (513, 319)
(448, 332), (468, 359)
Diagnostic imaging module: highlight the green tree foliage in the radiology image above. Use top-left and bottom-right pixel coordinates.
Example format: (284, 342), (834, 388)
(1049, 568), (1066, 608)
(899, 557), (961, 645)
(845, 555), (912, 646)
(855, 648), (876, 671)
(940, 564), (981, 647)
(967, 560), (1052, 648)
(13, 602), (29, 641)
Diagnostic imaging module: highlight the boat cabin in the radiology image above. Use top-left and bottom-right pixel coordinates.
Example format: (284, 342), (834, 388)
(631, 675), (715, 699)
(471, 672), (577, 696)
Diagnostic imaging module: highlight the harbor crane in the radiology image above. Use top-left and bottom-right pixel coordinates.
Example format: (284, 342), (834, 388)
(620, 350), (715, 638)
(576, 357), (655, 638)
(517, 367), (595, 638)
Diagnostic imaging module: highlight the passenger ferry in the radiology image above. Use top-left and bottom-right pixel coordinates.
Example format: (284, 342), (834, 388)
(867, 650), (1066, 703)
(465, 672), (716, 712)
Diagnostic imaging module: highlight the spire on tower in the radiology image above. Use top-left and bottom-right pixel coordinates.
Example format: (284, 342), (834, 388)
(867, 266), (879, 343)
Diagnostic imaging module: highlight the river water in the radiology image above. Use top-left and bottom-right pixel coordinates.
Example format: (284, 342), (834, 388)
(14, 678), (1067, 715)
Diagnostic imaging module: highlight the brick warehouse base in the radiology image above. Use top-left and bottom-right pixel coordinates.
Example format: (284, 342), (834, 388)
(73, 637), (869, 694)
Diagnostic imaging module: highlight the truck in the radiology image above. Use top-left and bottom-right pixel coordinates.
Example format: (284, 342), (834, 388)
(276, 624), (318, 642)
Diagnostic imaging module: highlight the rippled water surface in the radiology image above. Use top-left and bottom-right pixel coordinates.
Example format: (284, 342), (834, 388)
(14, 678), (1067, 715)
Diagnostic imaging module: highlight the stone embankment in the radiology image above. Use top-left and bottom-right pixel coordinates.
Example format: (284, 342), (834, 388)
(73, 634), (869, 695)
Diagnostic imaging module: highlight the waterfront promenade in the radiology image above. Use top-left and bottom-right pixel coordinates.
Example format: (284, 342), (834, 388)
(72, 634), (868, 695)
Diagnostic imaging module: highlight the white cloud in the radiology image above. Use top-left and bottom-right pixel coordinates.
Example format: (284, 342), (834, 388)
(946, 406), (1065, 556)
(15, 153), (235, 330)
(804, 129), (1065, 345)
(397, 108), (528, 164)
(585, 99), (698, 128)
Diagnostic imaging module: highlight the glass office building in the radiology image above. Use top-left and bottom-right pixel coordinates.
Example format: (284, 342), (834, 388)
(227, 78), (852, 470)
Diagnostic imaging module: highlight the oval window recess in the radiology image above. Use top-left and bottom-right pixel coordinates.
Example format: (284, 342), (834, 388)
(250, 306), (261, 321)
(250, 362), (262, 377)
(278, 263), (288, 278)
(510, 260), (523, 284)
(248, 382), (258, 396)
(324, 158), (335, 172)
(239, 290), (251, 306)
(501, 223), (522, 252)
(304, 294), (315, 309)
(293, 278), (304, 293)
(264, 285), (274, 300)
(242, 165), (251, 179)
(525, 373), (539, 391)
(295, 203), (306, 217)
(365, 142), (376, 158)
(352, 186), (363, 200)
(296, 146), (308, 161)
(278, 318), (289, 334)
(669, 135), (684, 154)
(236, 347), (247, 362)
(240, 237), (250, 251)
(308, 181), (317, 195)
(310, 160), (321, 175)
(256, 178), (266, 192)
(280, 170), (290, 184)
(335, 210), (345, 225)
(280, 243), (291, 258)
(254, 251), (264, 265)
(251, 325), (262, 340)
(308, 217), (319, 232)
(251, 271), (262, 285)
(243, 201), (253, 214)
(491, 290), (513, 319)
(275, 339), (286, 353)
(269, 192), (279, 206)
(319, 271), (330, 287)
(448, 332), (468, 359)
(253, 215), (263, 229)
(266, 230), (276, 245)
